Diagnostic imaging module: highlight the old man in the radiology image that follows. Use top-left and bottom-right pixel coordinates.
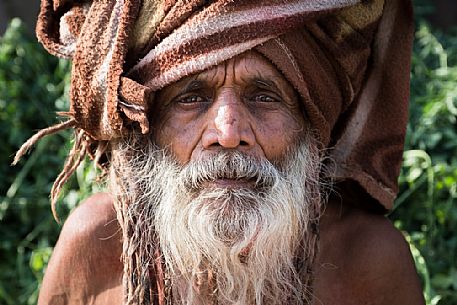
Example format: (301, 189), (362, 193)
(17, 0), (425, 304)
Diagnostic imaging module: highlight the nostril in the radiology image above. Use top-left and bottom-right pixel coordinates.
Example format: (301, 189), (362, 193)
(209, 142), (222, 148)
(240, 140), (249, 146)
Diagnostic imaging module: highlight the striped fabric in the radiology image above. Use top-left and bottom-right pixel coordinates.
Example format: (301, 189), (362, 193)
(32, 0), (414, 213)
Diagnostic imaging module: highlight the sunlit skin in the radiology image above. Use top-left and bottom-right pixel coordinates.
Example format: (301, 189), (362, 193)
(37, 51), (425, 305)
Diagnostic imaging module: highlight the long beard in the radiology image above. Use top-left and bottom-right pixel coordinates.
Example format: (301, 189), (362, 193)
(110, 134), (323, 305)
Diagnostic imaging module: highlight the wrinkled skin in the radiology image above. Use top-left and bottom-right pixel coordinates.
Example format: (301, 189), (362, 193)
(38, 52), (425, 305)
(153, 51), (305, 164)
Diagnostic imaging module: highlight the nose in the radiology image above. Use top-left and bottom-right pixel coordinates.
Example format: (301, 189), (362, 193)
(202, 95), (255, 149)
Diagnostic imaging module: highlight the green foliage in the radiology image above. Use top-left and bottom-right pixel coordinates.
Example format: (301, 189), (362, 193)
(0, 19), (100, 305)
(389, 4), (457, 305)
(0, 3), (456, 304)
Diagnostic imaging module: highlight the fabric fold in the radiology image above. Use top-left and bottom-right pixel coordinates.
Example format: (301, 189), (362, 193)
(32, 0), (414, 212)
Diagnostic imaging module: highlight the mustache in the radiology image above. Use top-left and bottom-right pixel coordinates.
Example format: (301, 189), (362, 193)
(178, 150), (281, 191)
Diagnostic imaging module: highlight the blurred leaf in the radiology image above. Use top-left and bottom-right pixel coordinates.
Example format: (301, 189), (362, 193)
(391, 2), (457, 304)
(0, 19), (97, 305)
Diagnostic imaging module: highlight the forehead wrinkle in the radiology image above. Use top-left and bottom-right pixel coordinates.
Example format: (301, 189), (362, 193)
(233, 55), (292, 93)
(193, 62), (228, 88)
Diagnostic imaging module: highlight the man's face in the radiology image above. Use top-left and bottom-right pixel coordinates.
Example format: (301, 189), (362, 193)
(112, 51), (321, 305)
(152, 50), (306, 165)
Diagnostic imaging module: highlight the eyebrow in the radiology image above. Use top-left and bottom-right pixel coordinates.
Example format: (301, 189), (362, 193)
(181, 79), (205, 93)
(174, 75), (286, 96)
(250, 76), (299, 108)
(157, 78), (204, 106)
(253, 78), (282, 93)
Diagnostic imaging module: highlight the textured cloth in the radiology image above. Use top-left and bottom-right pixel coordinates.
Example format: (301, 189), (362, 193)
(30, 0), (413, 211)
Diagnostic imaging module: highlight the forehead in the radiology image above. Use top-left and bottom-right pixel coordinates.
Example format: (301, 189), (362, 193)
(157, 50), (298, 102)
(196, 50), (286, 82)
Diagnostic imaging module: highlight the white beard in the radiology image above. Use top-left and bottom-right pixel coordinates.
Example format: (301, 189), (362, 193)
(110, 134), (323, 305)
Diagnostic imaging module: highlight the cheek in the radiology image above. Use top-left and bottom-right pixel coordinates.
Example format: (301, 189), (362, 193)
(156, 114), (202, 163)
(254, 112), (304, 159)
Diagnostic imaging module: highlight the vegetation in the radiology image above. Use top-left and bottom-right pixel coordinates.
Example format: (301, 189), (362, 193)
(0, 19), (99, 304)
(0, 1), (456, 304)
(389, 5), (457, 304)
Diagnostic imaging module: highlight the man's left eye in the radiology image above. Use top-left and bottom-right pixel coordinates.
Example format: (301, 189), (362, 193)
(251, 94), (278, 103)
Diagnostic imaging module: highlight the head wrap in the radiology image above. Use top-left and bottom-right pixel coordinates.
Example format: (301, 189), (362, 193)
(16, 0), (413, 213)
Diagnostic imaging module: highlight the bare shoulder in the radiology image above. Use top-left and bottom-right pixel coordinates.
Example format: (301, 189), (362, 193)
(58, 192), (119, 240)
(38, 193), (123, 305)
(313, 199), (425, 305)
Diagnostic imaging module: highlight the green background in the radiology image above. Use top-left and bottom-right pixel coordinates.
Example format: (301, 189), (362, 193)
(1, 1), (456, 304)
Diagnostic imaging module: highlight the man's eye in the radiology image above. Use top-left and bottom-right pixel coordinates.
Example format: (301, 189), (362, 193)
(251, 94), (278, 103)
(177, 95), (206, 104)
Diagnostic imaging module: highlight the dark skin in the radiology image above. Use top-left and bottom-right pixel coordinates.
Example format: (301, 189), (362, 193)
(38, 52), (425, 305)
(37, 194), (425, 305)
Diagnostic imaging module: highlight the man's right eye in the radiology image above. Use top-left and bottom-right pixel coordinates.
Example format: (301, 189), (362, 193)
(177, 95), (206, 104)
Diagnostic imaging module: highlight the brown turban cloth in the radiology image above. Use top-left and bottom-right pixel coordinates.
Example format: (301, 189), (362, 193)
(15, 0), (414, 214)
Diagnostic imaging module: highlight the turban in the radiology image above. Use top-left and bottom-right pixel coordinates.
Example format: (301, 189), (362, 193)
(17, 0), (414, 213)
